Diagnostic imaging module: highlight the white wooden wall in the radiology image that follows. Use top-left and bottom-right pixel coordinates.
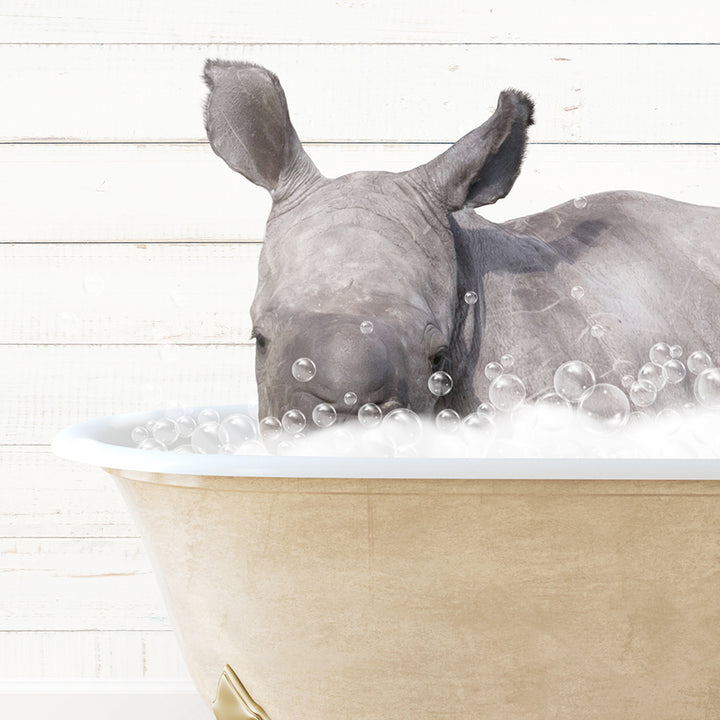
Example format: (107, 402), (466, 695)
(1, 0), (719, 713)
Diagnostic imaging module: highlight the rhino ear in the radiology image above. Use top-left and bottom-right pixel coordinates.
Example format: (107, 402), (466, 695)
(203, 60), (321, 195)
(411, 89), (534, 210)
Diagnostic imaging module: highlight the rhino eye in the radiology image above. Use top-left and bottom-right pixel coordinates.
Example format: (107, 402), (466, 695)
(429, 348), (449, 373)
(251, 330), (268, 353)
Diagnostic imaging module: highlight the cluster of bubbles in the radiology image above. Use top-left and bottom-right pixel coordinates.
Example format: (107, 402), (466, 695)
(131, 407), (265, 455)
(129, 312), (720, 457)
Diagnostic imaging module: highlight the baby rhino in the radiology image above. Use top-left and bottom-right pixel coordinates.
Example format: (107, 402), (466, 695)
(203, 60), (720, 423)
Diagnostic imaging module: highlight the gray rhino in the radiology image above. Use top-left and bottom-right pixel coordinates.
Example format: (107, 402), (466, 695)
(203, 60), (720, 422)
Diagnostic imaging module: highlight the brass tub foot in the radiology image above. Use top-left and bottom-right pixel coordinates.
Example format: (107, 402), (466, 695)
(212, 665), (272, 720)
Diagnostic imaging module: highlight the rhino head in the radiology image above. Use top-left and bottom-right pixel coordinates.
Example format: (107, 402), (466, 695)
(204, 60), (534, 423)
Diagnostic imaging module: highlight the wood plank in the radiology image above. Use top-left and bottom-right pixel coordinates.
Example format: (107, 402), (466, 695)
(0, 538), (171, 631)
(0, 682), (212, 720)
(0, 344), (257, 445)
(0, 631), (190, 679)
(0, 243), (261, 343)
(1, 142), (719, 243)
(1, 44), (719, 143)
(0, 0), (717, 43)
(0, 447), (136, 538)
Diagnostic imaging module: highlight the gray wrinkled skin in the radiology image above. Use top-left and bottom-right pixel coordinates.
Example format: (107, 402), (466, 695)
(204, 60), (720, 421)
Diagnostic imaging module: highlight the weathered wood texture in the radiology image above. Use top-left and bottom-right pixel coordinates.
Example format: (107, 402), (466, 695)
(0, 243), (261, 341)
(1, 0), (717, 43)
(0, 346), (256, 444)
(2, 44), (719, 143)
(1, 144), (718, 243)
(2, 0), (718, 690)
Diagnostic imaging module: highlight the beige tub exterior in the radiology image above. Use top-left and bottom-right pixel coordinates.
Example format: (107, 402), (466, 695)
(107, 467), (720, 720)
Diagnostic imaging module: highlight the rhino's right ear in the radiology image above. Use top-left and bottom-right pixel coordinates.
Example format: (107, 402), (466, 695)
(203, 60), (321, 196)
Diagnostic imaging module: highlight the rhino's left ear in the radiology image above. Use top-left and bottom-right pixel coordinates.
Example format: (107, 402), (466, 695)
(410, 89), (534, 210)
(203, 60), (321, 197)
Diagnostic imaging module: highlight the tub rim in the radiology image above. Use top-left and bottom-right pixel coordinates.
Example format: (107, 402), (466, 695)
(51, 404), (720, 480)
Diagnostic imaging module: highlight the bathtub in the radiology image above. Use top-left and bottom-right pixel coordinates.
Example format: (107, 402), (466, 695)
(53, 405), (720, 720)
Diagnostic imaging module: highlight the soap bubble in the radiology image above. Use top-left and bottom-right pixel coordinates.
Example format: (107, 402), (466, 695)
(358, 403), (382, 427)
(500, 354), (514, 369)
(382, 408), (423, 446)
(428, 371), (453, 396)
(464, 291), (478, 305)
(573, 196), (588, 209)
(138, 438), (168, 451)
(662, 359), (686, 385)
(131, 425), (150, 444)
(259, 415), (282, 441)
(152, 417), (179, 445)
(292, 357), (316, 382)
(649, 342), (672, 365)
(461, 412), (494, 433)
(176, 414), (197, 438)
(621, 375), (634, 389)
(638, 362), (666, 391)
(687, 350), (712, 375)
(343, 392), (358, 406)
(281, 409), (306, 434)
(197, 407), (220, 426)
(435, 408), (461, 433)
(219, 443), (240, 455)
(553, 361), (596, 402)
(218, 414), (257, 445)
(629, 379), (657, 408)
(577, 383), (630, 430)
(590, 325), (605, 338)
(190, 422), (220, 453)
(670, 345), (683, 359)
(489, 373), (526, 412)
(694, 367), (720, 409)
(484, 361), (503, 380)
(570, 285), (585, 300)
(173, 444), (195, 454)
(476, 402), (496, 419)
(312, 403), (337, 428)
(360, 320), (374, 335)
(536, 392), (570, 412)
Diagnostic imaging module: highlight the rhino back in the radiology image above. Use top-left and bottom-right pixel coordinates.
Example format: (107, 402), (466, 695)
(451, 190), (720, 406)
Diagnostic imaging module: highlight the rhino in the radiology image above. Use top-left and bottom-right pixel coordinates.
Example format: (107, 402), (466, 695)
(203, 60), (720, 423)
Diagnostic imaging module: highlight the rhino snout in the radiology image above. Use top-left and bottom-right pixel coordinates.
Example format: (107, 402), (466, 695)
(272, 314), (406, 422)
